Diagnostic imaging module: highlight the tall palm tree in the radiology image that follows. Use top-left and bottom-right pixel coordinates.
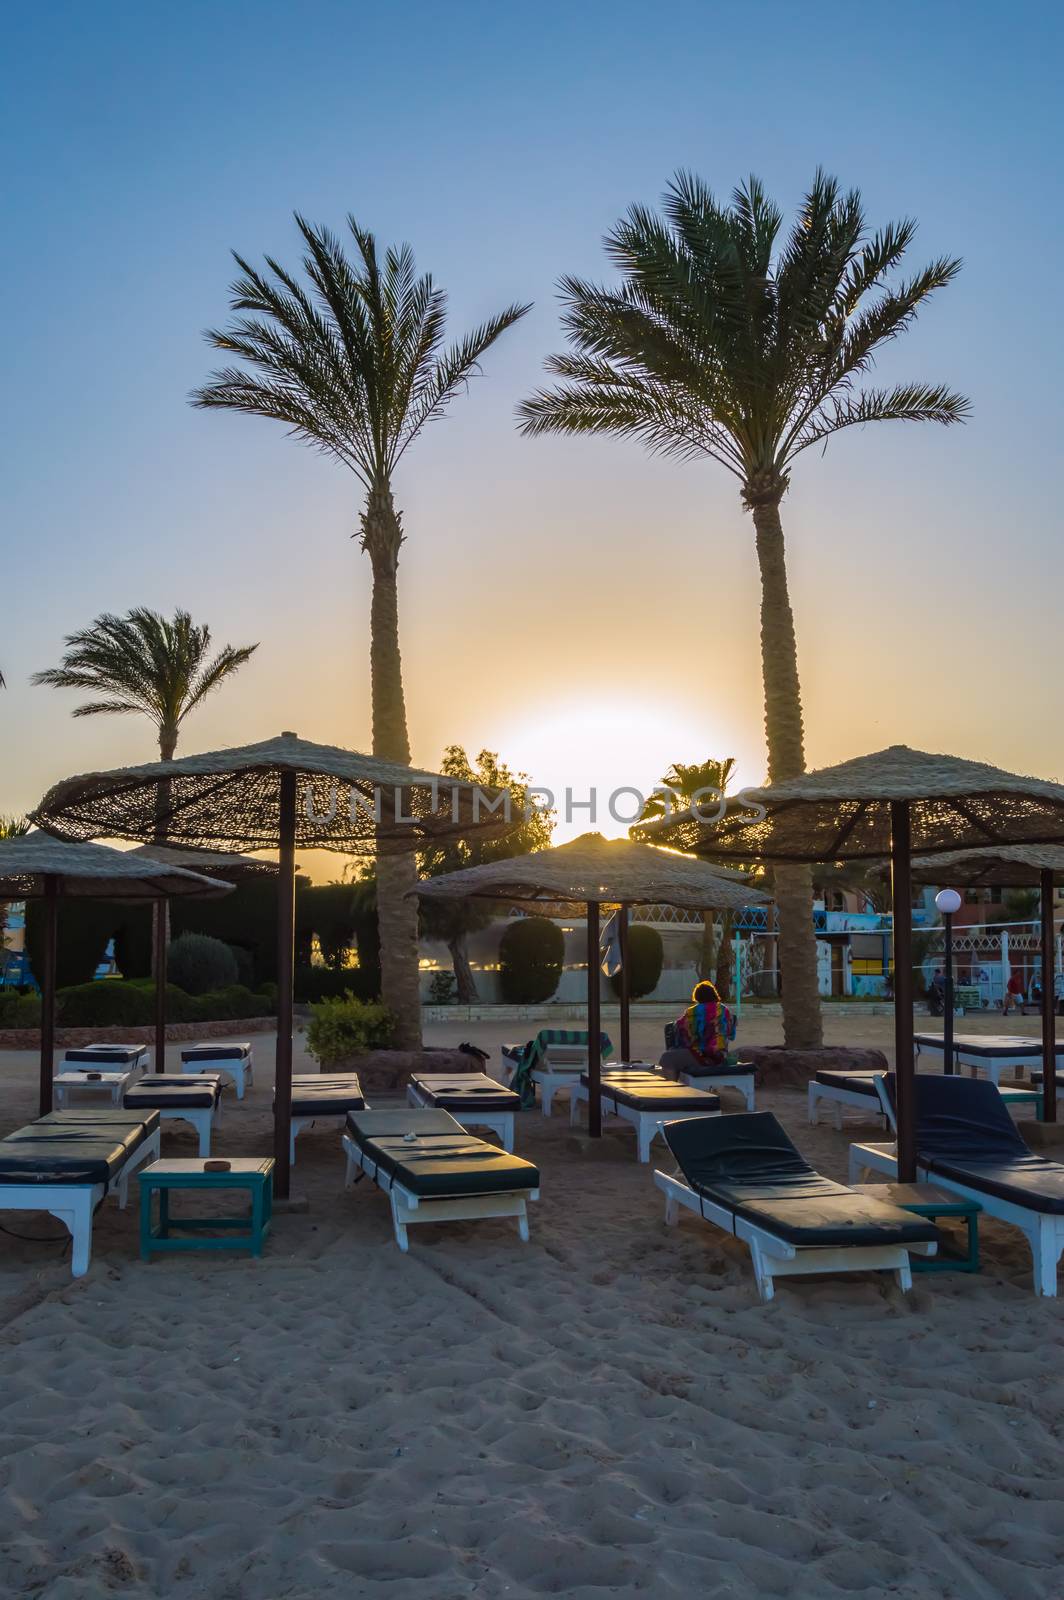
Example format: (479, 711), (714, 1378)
(520, 171), (968, 1047)
(192, 215), (530, 1047)
(33, 608), (258, 760)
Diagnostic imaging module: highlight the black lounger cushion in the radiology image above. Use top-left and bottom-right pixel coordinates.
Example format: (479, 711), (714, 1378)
(346, 1108), (538, 1197)
(581, 1070), (720, 1113)
(815, 1069), (880, 1097)
(125, 1076), (222, 1110)
(0, 1110), (160, 1186)
(885, 1074), (1064, 1215)
(1030, 1072), (1064, 1090)
(915, 1034), (1064, 1059)
(181, 1043), (250, 1062)
(65, 1047), (144, 1067)
(683, 1059), (755, 1079)
(287, 1074), (365, 1115)
(664, 1112), (937, 1249)
(411, 1074), (519, 1112)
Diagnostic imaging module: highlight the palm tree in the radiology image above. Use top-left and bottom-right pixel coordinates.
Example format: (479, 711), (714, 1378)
(191, 216), (530, 1047)
(33, 608), (257, 760)
(520, 171), (968, 1047)
(638, 758), (740, 995)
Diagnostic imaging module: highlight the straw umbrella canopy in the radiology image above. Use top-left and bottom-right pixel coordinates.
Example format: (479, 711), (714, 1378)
(644, 746), (1064, 1178)
(415, 831), (769, 1135)
(33, 731), (514, 1198)
(906, 844), (1064, 1122)
(0, 834), (232, 1116)
(126, 843), (280, 1080)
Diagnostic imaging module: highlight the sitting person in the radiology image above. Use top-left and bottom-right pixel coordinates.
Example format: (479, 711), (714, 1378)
(660, 981), (737, 1077)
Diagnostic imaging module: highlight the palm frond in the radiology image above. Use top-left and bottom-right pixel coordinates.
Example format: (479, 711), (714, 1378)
(793, 382), (971, 454)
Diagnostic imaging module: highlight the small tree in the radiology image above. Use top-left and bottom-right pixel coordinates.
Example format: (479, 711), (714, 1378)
(608, 925), (663, 1000)
(419, 749), (554, 1002)
(499, 917), (564, 1004)
(167, 932), (239, 995)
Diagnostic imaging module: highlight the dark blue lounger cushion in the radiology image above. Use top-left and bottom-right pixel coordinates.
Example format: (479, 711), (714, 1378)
(885, 1074), (1064, 1214)
(65, 1047), (144, 1067)
(181, 1043), (250, 1062)
(346, 1107), (539, 1198)
(0, 1109), (159, 1186)
(125, 1075), (222, 1110)
(580, 1070), (720, 1113)
(286, 1074), (366, 1116)
(663, 1111), (936, 1248)
(412, 1074), (519, 1112)
(815, 1069), (880, 1097)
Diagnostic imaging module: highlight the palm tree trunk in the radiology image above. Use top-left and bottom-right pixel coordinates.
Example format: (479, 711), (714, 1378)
(699, 911), (716, 982)
(151, 725), (178, 988)
(749, 493), (822, 1049)
(715, 911), (735, 1002)
(448, 931), (480, 1004)
(362, 483), (422, 1049)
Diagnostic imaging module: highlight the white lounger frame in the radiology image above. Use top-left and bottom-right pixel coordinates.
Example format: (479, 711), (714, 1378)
(406, 1082), (515, 1152)
(678, 1069), (756, 1111)
(848, 1140), (1064, 1297)
(569, 1080), (720, 1162)
(808, 1077), (889, 1130)
(0, 1126), (161, 1278)
(179, 1047), (253, 1099)
(341, 1134), (538, 1251)
(132, 1102), (218, 1157)
(54, 1069), (142, 1108)
(654, 1168), (935, 1303)
(67, 1045), (150, 1073)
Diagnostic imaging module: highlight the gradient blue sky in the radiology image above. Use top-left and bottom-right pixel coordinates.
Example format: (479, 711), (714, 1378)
(3, 1), (1062, 869)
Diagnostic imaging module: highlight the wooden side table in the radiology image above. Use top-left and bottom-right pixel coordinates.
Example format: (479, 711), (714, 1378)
(850, 1181), (981, 1273)
(138, 1158), (274, 1260)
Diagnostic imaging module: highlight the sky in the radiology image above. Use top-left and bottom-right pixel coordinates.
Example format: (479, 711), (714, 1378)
(2, 0), (1062, 877)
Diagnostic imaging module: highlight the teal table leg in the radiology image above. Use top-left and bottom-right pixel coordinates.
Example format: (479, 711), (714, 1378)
(966, 1209), (980, 1271)
(250, 1182), (265, 1257)
(139, 1181), (154, 1261)
(158, 1188), (170, 1237)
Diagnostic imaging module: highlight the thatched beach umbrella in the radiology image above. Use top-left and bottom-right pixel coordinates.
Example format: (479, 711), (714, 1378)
(33, 731), (513, 1197)
(0, 834), (232, 1116)
(128, 843), (280, 1084)
(415, 831), (768, 1136)
(908, 844), (1064, 1122)
(645, 746), (1064, 1179)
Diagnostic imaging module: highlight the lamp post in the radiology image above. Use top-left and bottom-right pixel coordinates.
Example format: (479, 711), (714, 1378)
(935, 887), (962, 1075)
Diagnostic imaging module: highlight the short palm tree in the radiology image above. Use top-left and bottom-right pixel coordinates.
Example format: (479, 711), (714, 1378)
(192, 215), (530, 1046)
(33, 607), (258, 760)
(520, 171), (968, 1047)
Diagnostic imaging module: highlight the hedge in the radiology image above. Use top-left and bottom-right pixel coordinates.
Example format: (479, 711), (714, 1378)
(499, 917), (564, 1004)
(608, 925), (664, 1000)
(0, 980), (275, 1030)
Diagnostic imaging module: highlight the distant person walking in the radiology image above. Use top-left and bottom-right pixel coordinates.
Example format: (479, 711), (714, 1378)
(1002, 970), (1025, 1017)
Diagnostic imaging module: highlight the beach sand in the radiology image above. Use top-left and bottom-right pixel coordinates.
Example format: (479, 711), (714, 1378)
(1, 1013), (1062, 1598)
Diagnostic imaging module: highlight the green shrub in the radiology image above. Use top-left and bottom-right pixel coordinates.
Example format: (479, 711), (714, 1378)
(294, 965), (379, 1003)
(428, 971), (457, 1005)
(608, 925), (664, 1000)
(228, 944), (255, 988)
(499, 917), (564, 1004)
(0, 991), (42, 1029)
(306, 995), (395, 1065)
(167, 933), (239, 996)
(57, 980), (155, 1027)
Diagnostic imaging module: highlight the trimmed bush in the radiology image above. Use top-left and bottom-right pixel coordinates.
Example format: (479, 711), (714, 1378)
(0, 991), (42, 1028)
(294, 965), (379, 1004)
(306, 996), (395, 1065)
(167, 933), (239, 996)
(228, 944), (255, 988)
(499, 917), (564, 1004)
(608, 925), (664, 1000)
(58, 981), (155, 1027)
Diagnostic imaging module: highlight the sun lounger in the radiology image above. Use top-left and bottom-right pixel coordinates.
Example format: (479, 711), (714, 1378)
(342, 1107), (539, 1250)
(914, 1033), (1064, 1086)
(849, 1074), (1064, 1295)
(668, 1059), (756, 1111)
(808, 1068), (891, 1129)
(54, 1046), (149, 1107)
(569, 1068), (721, 1162)
(407, 1073), (519, 1151)
(0, 1109), (161, 1277)
(179, 1042), (253, 1098)
(656, 1111), (937, 1302)
(282, 1074), (367, 1164)
(123, 1074), (224, 1157)
(502, 1030), (613, 1114)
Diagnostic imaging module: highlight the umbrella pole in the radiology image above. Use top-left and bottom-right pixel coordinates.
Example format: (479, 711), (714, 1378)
(890, 801), (916, 1182)
(274, 771), (297, 1198)
(586, 900), (601, 1137)
(618, 903), (631, 1063)
(39, 875), (58, 1117)
(1041, 868), (1057, 1123)
(153, 898), (167, 1073)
